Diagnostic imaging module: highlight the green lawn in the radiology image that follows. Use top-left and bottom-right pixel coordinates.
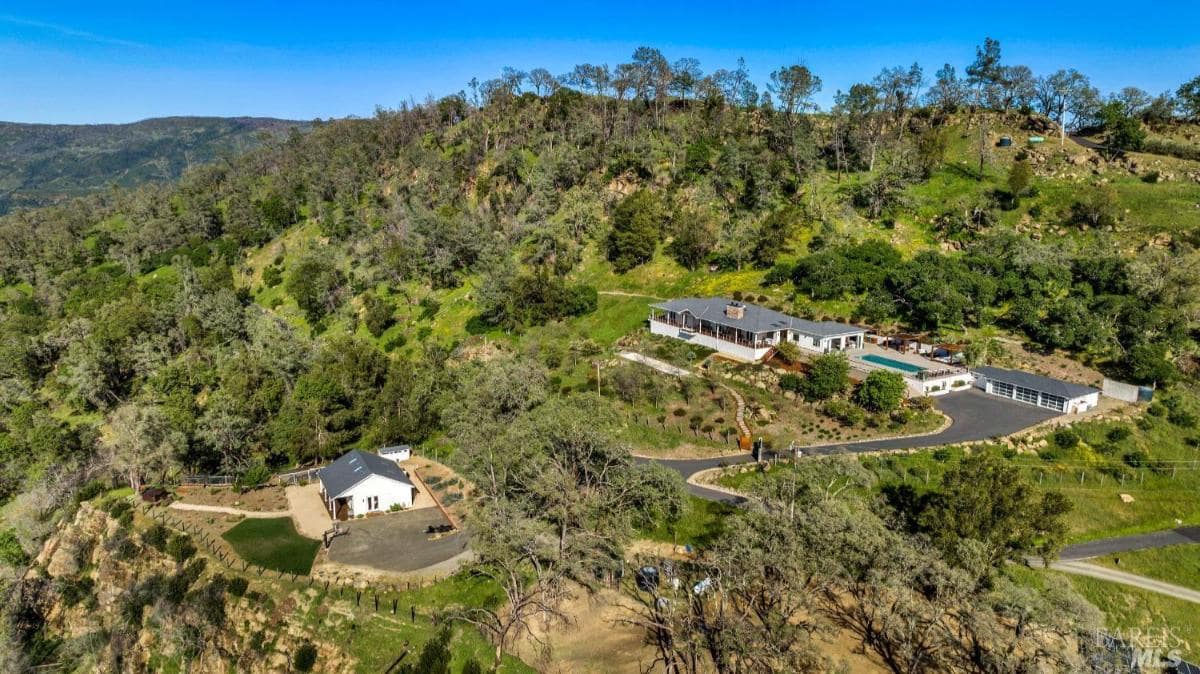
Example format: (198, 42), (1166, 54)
(1092, 544), (1200, 591)
(222, 517), (320, 575)
(637, 496), (736, 549)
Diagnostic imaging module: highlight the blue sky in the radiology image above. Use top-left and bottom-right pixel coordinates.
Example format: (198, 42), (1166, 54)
(2, 1), (1198, 124)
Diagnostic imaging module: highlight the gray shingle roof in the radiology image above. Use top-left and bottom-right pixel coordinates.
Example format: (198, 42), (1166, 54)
(973, 366), (1099, 399)
(650, 297), (865, 338)
(319, 449), (413, 497)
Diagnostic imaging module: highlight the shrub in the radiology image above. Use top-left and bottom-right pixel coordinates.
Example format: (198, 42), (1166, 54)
(142, 524), (170, 552)
(1168, 409), (1198, 429)
(1123, 450), (1149, 469)
(823, 400), (865, 427)
(227, 576), (249, 598)
(0, 529), (28, 567)
(1106, 425), (1133, 443)
(362, 292), (396, 338)
(800, 353), (850, 401)
(1052, 428), (1080, 450)
(909, 396), (935, 411)
(56, 576), (95, 608)
(235, 463), (273, 491)
(1147, 403), (1166, 417)
(293, 641), (319, 672)
(262, 265), (283, 288)
(853, 371), (907, 413)
(105, 530), (140, 561)
(166, 534), (197, 564)
(778, 373), (803, 393)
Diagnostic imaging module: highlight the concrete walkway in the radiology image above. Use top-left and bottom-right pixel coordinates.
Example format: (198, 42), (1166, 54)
(618, 351), (692, 377)
(168, 502), (291, 518)
(286, 483), (334, 539)
(1049, 560), (1200, 605)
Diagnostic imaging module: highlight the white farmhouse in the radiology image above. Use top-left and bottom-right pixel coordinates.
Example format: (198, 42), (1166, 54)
(648, 298), (866, 362)
(318, 449), (415, 520)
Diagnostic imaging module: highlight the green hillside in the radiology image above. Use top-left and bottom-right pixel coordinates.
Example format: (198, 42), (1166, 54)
(0, 116), (308, 213)
(2, 43), (1200, 672)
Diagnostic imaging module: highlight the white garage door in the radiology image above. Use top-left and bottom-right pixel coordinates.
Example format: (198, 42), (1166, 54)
(1039, 393), (1067, 412)
(1014, 386), (1039, 405)
(991, 381), (1014, 398)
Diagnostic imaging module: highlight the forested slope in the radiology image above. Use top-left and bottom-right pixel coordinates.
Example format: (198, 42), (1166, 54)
(0, 116), (307, 214)
(1, 42), (1199, 672)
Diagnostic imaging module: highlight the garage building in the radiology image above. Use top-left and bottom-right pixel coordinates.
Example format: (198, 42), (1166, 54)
(973, 366), (1100, 414)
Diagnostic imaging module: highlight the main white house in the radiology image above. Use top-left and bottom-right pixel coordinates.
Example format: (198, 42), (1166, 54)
(649, 298), (867, 362)
(318, 449), (415, 520)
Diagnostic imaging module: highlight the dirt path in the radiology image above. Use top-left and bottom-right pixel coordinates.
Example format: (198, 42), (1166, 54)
(598, 290), (663, 300)
(168, 502), (290, 518)
(618, 351), (692, 377)
(1049, 561), (1200, 604)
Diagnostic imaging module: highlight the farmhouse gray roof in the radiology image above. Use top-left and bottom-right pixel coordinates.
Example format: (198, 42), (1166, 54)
(319, 449), (413, 497)
(973, 366), (1099, 399)
(651, 297), (865, 338)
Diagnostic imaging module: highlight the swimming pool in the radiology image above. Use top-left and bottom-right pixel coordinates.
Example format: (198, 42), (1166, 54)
(861, 354), (926, 374)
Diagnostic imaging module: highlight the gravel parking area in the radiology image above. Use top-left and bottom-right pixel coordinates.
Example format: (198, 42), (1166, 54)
(326, 508), (469, 573)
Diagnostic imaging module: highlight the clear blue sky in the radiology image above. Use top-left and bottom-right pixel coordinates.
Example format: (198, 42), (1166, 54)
(2, 1), (1198, 124)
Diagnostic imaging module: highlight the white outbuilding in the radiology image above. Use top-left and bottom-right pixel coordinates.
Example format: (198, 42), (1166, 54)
(973, 366), (1101, 414)
(319, 449), (415, 520)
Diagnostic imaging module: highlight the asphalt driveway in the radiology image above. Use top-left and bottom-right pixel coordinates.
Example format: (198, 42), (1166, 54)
(326, 508), (470, 573)
(643, 388), (1062, 501)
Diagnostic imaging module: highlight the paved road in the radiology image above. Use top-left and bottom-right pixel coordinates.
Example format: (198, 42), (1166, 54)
(1050, 560), (1200, 605)
(1059, 527), (1200, 561)
(1069, 134), (1107, 151)
(327, 508), (470, 573)
(641, 388), (1060, 501)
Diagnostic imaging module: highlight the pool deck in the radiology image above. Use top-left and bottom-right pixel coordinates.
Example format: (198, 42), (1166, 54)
(852, 344), (947, 374)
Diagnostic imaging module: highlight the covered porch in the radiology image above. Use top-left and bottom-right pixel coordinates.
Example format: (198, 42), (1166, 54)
(648, 308), (774, 348)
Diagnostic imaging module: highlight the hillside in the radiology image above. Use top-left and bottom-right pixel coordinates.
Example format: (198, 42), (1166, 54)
(0, 116), (307, 214)
(2, 46), (1200, 672)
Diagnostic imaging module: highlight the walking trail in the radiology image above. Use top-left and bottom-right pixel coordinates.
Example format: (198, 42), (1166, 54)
(168, 502), (291, 518)
(719, 382), (751, 439)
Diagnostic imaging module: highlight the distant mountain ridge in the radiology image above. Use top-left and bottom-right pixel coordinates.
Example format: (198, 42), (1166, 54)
(0, 116), (308, 213)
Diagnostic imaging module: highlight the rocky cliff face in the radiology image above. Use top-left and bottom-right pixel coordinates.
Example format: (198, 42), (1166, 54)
(17, 503), (353, 673)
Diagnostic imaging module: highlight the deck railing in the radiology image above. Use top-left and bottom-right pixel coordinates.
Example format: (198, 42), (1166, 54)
(650, 316), (763, 348)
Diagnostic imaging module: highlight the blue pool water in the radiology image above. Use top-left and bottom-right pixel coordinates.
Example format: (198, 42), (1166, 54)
(861, 354), (926, 374)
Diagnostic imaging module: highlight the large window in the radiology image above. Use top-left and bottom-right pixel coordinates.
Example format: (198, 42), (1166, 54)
(990, 381), (1014, 398)
(1039, 393), (1067, 411)
(1014, 386), (1039, 405)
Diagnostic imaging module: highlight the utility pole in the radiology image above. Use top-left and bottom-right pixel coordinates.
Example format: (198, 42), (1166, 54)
(595, 361), (601, 397)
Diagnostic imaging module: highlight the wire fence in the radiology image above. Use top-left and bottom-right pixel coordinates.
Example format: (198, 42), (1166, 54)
(140, 503), (455, 613)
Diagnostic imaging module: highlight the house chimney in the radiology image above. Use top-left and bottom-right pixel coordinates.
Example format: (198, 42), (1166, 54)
(725, 301), (745, 319)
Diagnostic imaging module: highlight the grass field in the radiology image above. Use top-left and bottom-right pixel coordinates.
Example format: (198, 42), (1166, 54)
(1063, 573), (1200, 661)
(637, 496), (735, 548)
(1093, 545), (1200, 591)
(221, 517), (320, 575)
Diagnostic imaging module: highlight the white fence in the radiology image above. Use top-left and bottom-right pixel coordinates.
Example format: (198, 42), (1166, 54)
(275, 467), (323, 486)
(1102, 378), (1153, 403)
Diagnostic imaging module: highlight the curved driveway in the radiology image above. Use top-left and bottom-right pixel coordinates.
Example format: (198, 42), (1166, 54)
(640, 388), (1061, 502)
